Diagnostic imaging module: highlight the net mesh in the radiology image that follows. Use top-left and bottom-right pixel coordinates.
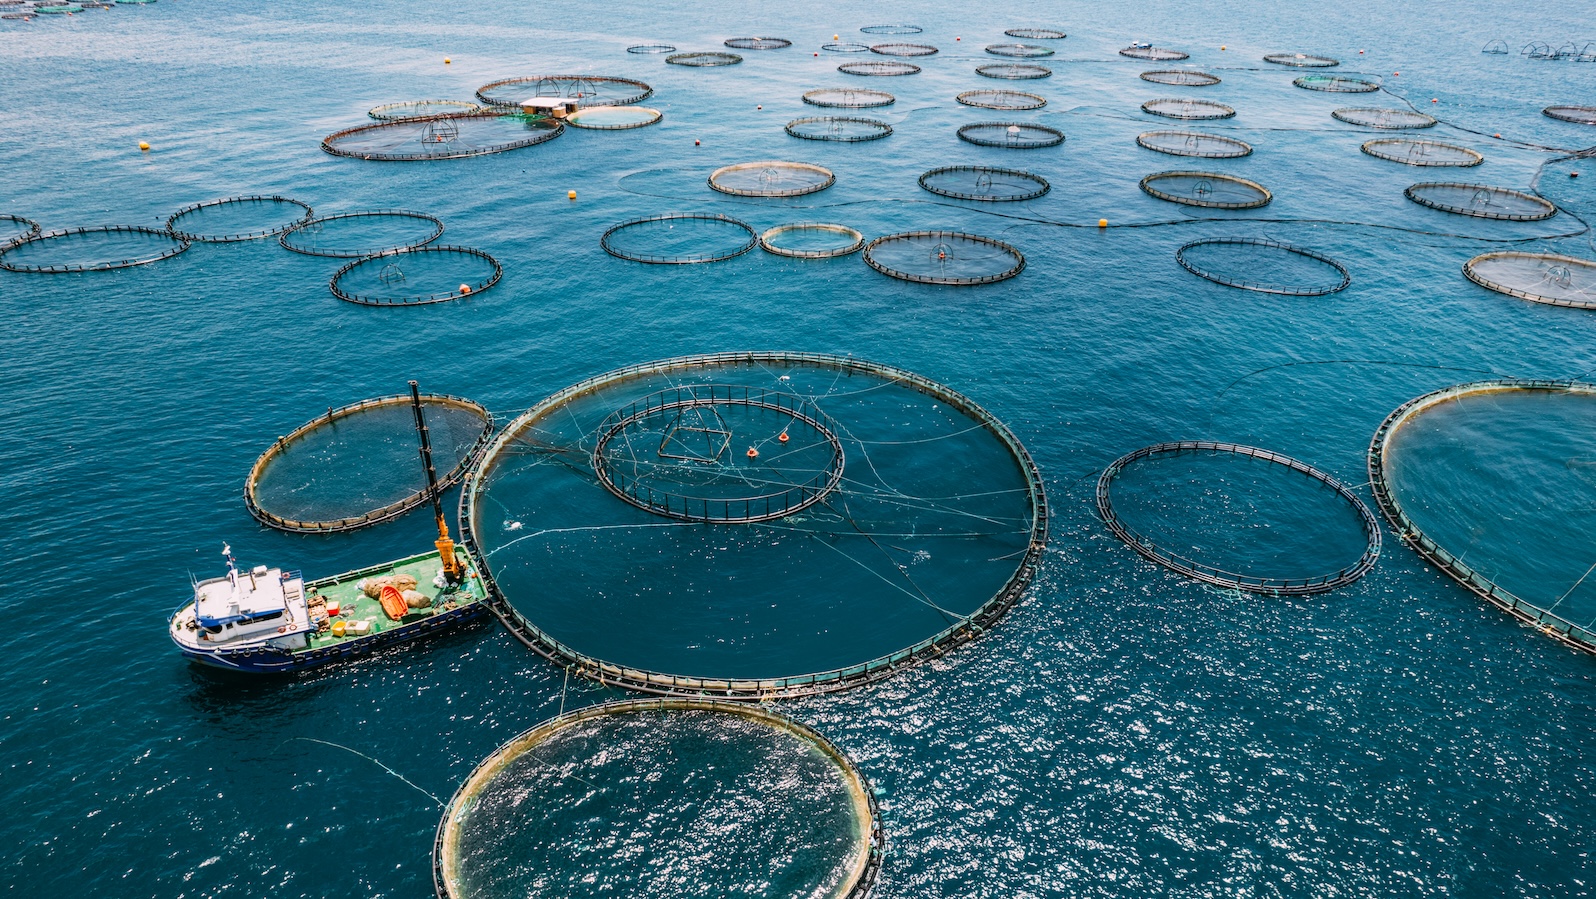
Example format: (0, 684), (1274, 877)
(566, 105), (662, 129)
(1361, 139), (1483, 167)
(1141, 97), (1235, 120)
(1004, 28), (1066, 39)
(724, 36), (791, 50)
(329, 246), (502, 306)
(0, 226), (188, 273)
(821, 42), (872, 53)
(709, 161), (835, 197)
(1294, 74), (1380, 93)
(860, 24), (922, 34)
(838, 60), (920, 76)
(956, 89), (1046, 110)
(870, 42), (937, 56)
(475, 75), (653, 107)
(368, 100), (482, 121)
(985, 44), (1054, 58)
(1175, 238), (1351, 296)
(919, 165), (1050, 201)
(1140, 171), (1272, 209)
(165, 195), (313, 243)
(1332, 107), (1437, 129)
(802, 88), (895, 108)
(976, 63), (1051, 79)
(1543, 105), (1596, 125)
(786, 116), (893, 142)
(759, 223), (865, 258)
(600, 213), (758, 264)
(666, 51), (743, 66)
(1263, 52), (1340, 67)
(1120, 46), (1189, 61)
(957, 122), (1065, 148)
(1463, 252), (1596, 309)
(1136, 130), (1253, 158)
(279, 210), (444, 258)
(1140, 69), (1221, 86)
(864, 231), (1026, 284)
(626, 44), (675, 54)
(321, 113), (562, 161)
(1403, 183), (1556, 221)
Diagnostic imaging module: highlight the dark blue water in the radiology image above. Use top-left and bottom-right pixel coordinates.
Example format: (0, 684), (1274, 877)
(3, 0), (1595, 895)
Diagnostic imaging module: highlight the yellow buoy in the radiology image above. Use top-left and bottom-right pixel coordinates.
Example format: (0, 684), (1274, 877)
(138, 141), (150, 151)
(1220, 45), (1227, 50)
(444, 57), (452, 64)
(567, 190), (577, 200)
(1098, 218), (1108, 228)
(833, 34), (839, 40)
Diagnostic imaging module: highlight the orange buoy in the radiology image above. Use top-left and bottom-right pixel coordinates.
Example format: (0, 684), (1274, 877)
(778, 432), (790, 443)
(746, 447), (759, 458)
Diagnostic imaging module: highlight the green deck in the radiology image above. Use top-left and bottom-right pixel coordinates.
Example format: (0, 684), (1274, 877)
(299, 549), (488, 653)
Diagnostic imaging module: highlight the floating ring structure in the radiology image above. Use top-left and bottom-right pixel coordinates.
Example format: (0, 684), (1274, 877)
(1098, 441), (1380, 595)
(565, 105), (662, 129)
(724, 36), (791, 50)
(1403, 183), (1556, 221)
(474, 75), (653, 107)
(0, 213), (41, 249)
(870, 42), (937, 56)
(1333, 107), (1437, 129)
(1136, 130), (1253, 158)
(1264, 52), (1339, 67)
(165, 195), (313, 243)
(802, 87), (895, 108)
(1361, 138), (1483, 167)
(822, 42), (872, 53)
(1463, 252), (1596, 309)
(976, 63), (1052, 80)
(1175, 238), (1351, 295)
(957, 122), (1065, 148)
(1142, 97), (1235, 120)
(839, 60), (920, 76)
(1543, 106), (1596, 125)
(1367, 380), (1596, 654)
(861, 24), (922, 35)
(758, 223), (865, 258)
(1120, 46), (1189, 61)
(666, 51), (743, 66)
(786, 116), (893, 142)
(600, 213), (758, 264)
(460, 351), (1048, 697)
(434, 699), (882, 899)
(1140, 69), (1221, 86)
(956, 89), (1046, 110)
(1140, 171), (1272, 209)
(1005, 27), (1066, 39)
(986, 43), (1054, 58)
(0, 225), (188, 273)
(1294, 75), (1380, 93)
(368, 100), (482, 121)
(280, 210), (445, 258)
(709, 161), (835, 197)
(626, 44), (675, 54)
(245, 393), (493, 533)
(919, 165), (1050, 201)
(321, 113), (563, 161)
(864, 231), (1025, 284)
(328, 246), (502, 306)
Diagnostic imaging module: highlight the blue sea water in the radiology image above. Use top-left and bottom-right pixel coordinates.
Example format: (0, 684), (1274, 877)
(2, 0), (1595, 895)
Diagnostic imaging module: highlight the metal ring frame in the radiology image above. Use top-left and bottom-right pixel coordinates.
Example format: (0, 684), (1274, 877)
(165, 195), (314, 243)
(860, 24), (922, 35)
(985, 44), (1054, 58)
(368, 100), (482, 121)
(1136, 130), (1253, 159)
(918, 165), (1051, 202)
(1294, 75), (1380, 93)
(1403, 183), (1557, 221)
(1361, 139), (1483, 167)
(328, 245), (502, 306)
(786, 116), (893, 142)
(1332, 107), (1437, 129)
(279, 210), (445, 258)
(0, 225), (189, 273)
(1141, 97), (1236, 120)
(1004, 28), (1065, 39)
(566, 106), (662, 130)
(626, 44), (676, 54)
(870, 42), (937, 56)
(1140, 69), (1221, 86)
(1264, 52), (1340, 67)
(1120, 46), (1189, 61)
(724, 36), (791, 50)
(708, 161), (836, 197)
(599, 213), (759, 264)
(758, 223), (866, 258)
(474, 74), (653, 107)
(956, 89), (1046, 110)
(802, 88), (895, 108)
(956, 122), (1065, 148)
(976, 63), (1051, 79)
(1543, 106), (1596, 125)
(838, 60), (920, 76)
(666, 51), (743, 66)
(1463, 252), (1596, 309)
(1175, 237), (1351, 296)
(1139, 171), (1272, 209)
(864, 231), (1026, 285)
(1, 213), (42, 250)
(320, 112), (563, 161)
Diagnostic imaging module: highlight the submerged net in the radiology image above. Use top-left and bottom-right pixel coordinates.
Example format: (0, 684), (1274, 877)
(1294, 74), (1380, 93)
(759, 223), (865, 258)
(1332, 107), (1437, 129)
(1140, 171), (1272, 209)
(1463, 252), (1596, 309)
(864, 231), (1025, 284)
(870, 42), (937, 56)
(1120, 46), (1189, 61)
(279, 210), (444, 258)
(956, 122), (1065, 148)
(666, 51), (742, 66)
(0, 213), (40, 249)
(1264, 52), (1339, 67)
(709, 161), (835, 197)
(822, 42), (872, 53)
(1141, 97), (1235, 120)
(956, 89), (1046, 110)
(246, 393), (493, 533)
(165, 195), (312, 242)
(1403, 183), (1556, 221)
(985, 43), (1054, 58)
(0, 226), (187, 273)
(802, 88), (895, 108)
(976, 63), (1051, 79)
(1137, 130), (1253, 158)
(329, 246), (502, 306)
(321, 113), (562, 161)
(838, 60), (920, 76)
(1361, 138), (1483, 167)
(724, 36), (791, 50)
(786, 116), (893, 142)
(368, 100), (482, 121)
(860, 24), (922, 34)
(626, 44), (676, 54)
(1005, 28), (1066, 40)
(462, 352), (1046, 694)
(1097, 441), (1380, 595)
(1140, 69), (1220, 86)
(1543, 106), (1596, 125)
(1175, 237), (1351, 295)
(919, 165), (1050, 201)
(566, 105), (662, 129)
(475, 75), (653, 107)
(600, 213), (758, 264)
(435, 700), (882, 899)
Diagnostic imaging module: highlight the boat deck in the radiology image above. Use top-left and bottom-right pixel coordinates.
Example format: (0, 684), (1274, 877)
(300, 551), (488, 653)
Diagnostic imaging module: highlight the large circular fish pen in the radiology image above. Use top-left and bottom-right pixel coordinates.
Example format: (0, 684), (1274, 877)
(328, 246), (502, 306)
(708, 161), (835, 197)
(1136, 131), (1253, 159)
(474, 75), (653, 107)
(1361, 139), (1483, 167)
(918, 166), (1051, 201)
(1403, 183), (1556, 221)
(280, 210), (444, 257)
(321, 113), (563, 161)
(600, 214), (759, 264)
(165, 195), (313, 243)
(1175, 238), (1351, 296)
(1462, 252), (1596, 309)
(0, 225), (187, 273)
(864, 232), (1026, 284)
(1140, 172), (1272, 209)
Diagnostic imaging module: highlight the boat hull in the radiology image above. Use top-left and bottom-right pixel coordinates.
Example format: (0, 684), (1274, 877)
(178, 600), (489, 673)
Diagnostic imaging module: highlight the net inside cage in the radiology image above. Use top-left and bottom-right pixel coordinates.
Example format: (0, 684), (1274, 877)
(1176, 238), (1351, 296)
(957, 122), (1064, 148)
(985, 43), (1054, 58)
(821, 42), (872, 52)
(838, 60), (921, 76)
(566, 106), (662, 129)
(280, 211), (443, 258)
(1464, 252), (1596, 308)
(600, 214), (758, 264)
(919, 166), (1051, 201)
(1004, 27), (1066, 39)
(976, 63), (1052, 79)
(165, 195), (313, 242)
(1263, 52), (1339, 67)
(1294, 75), (1379, 92)
(956, 89), (1046, 110)
(1543, 105), (1596, 125)
(330, 246), (501, 306)
(1332, 107), (1437, 129)
(865, 231), (1026, 284)
(626, 44), (676, 54)
(368, 100), (482, 121)
(1139, 69), (1220, 86)
(1136, 130), (1253, 158)
(802, 87), (895, 108)
(322, 114), (562, 161)
(0, 226), (187, 273)
(786, 116), (893, 141)
(1120, 46), (1189, 60)
(1404, 183), (1556, 221)
(759, 223), (866, 258)
(709, 161), (835, 197)
(1361, 139), (1482, 167)
(870, 42), (937, 56)
(860, 23), (922, 34)
(666, 52), (743, 66)
(724, 36), (791, 50)
(475, 75), (653, 107)
(1141, 98), (1235, 120)
(1141, 172), (1271, 208)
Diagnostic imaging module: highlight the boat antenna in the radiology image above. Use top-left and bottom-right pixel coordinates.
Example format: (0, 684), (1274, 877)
(411, 381), (462, 582)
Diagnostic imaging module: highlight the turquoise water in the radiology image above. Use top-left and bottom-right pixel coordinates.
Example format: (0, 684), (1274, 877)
(3, 0), (1596, 895)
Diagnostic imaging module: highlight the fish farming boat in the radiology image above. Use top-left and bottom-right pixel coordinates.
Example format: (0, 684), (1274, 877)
(169, 383), (490, 673)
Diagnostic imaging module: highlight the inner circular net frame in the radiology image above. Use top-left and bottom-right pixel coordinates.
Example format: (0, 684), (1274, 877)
(986, 43), (1054, 58)
(1142, 97), (1235, 120)
(956, 89), (1046, 110)
(1175, 237), (1351, 296)
(724, 36), (791, 50)
(709, 161), (835, 197)
(1120, 46), (1189, 61)
(976, 63), (1051, 80)
(474, 74), (653, 107)
(1333, 107), (1437, 129)
(957, 122), (1065, 149)
(566, 105), (662, 130)
(368, 100), (482, 122)
(1004, 28), (1065, 40)
(165, 195), (313, 243)
(329, 245), (502, 306)
(600, 213), (758, 264)
(864, 231), (1026, 285)
(244, 393), (494, 533)
(919, 165), (1050, 202)
(802, 88), (895, 108)
(838, 60), (920, 76)
(1137, 130), (1253, 158)
(860, 24), (922, 34)
(1543, 106), (1596, 125)
(279, 210), (445, 258)
(1097, 441), (1381, 595)
(2, 214), (43, 250)
(626, 44), (676, 54)
(786, 116), (893, 142)
(0, 225), (189, 273)
(1403, 182), (1557, 221)
(870, 42), (937, 57)
(822, 42), (872, 53)
(1294, 75), (1380, 93)
(1140, 69), (1221, 86)
(321, 112), (563, 161)
(1361, 139), (1483, 167)
(1463, 252), (1596, 309)
(1140, 171), (1272, 209)
(758, 223), (865, 258)
(1264, 52), (1340, 67)
(666, 51), (743, 67)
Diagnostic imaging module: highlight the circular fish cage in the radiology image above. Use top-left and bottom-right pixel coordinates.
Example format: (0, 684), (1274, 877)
(1141, 97), (1236, 120)
(1140, 69), (1221, 86)
(665, 51), (742, 67)
(864, 231), (1025, 284)
(956, 122), (1065, 149)
(1332, 107), (1437, 129)
(1, 214), (40, 249)
(1361, 138), (1482, 167)
(434, 699), (882, 899)
(786, 116), (893, 142)
(474, 75), (653, 108)
(245, 393), (493, 534)
(860, 24), (922, 35)
(1403, 183), (1556, 221)
(985, 43), (1054, 58)
(565, 105), (662, 129)
(838, 60), (920, 76)
(368, 100), (482, 121)
(0, 226), (188, 273)
(600, 213), (758, 264)
(1263, 52), (1340, 67)
(802, 87), (895, 108)
(976, 63), (1052, 80)
(822, 42), (872, 53)
(1136, 130), (1253, 159)
(280, 210), (445, 258)
(165, 195), (313, 243)
(870, 42), (937, 57)
(1175, 237), (1351, 296)
(321, 113), (563, 161)
(1120, 46), (1189, 61)
(1463, 252), (1596, 309)
(625, 44), (675, 54)
(462, 352), (1047, 697)
(1005, 27), (1066, 39)
(919, 165), (1051, 201)
(1097, 441), (1380, 595)
(724, 36), (791, 50)
(758, 223), (865, 258)
(1543, 105), (1596, 125)
(708, 161), (836, 197)
(1140, 171), (1272, 209)
(1367, 380), (1596, 654)
(329, 246), (502, 306)
(956, 89), (1046, 110)
(1294, 74), (1380, 93)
